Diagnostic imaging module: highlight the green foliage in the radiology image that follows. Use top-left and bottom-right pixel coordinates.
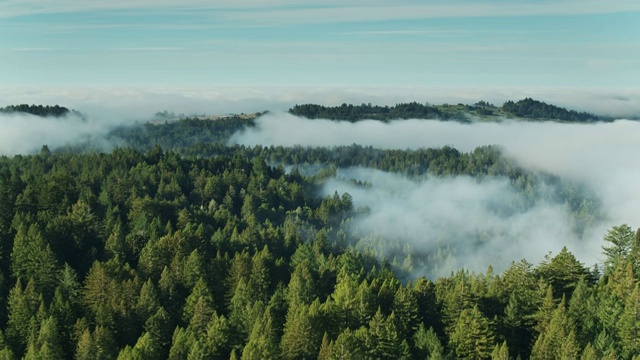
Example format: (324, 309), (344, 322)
(10, 225), (59, 296)
(602, 224), (635, 272)
(0, 135), (630, 359)
(450, 305), (495, 359)
(289, 102), (450, 122)
(502, 98), (599, 122)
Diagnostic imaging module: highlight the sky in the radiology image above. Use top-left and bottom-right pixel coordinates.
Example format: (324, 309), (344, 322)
(1, 0), (639, 90)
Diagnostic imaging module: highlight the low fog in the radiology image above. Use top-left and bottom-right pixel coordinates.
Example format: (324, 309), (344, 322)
(0, 112), (132, 155)
(2, 86), (639, 118)
(326, 169), (599, 278)
(232, 112), (640, 273)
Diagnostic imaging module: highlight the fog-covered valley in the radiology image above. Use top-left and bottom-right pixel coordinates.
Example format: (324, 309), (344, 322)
(0, 99), (638, 359)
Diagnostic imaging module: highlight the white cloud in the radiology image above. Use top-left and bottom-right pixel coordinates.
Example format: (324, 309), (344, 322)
(323, 169), (591, 277)
(0, 111), (129, 155)
(231, 112), (640, 274)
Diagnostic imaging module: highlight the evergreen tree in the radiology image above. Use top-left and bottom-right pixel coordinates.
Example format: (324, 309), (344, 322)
(364, 309), (401, 359)
(241, 308), (280, 360)
(280, 303), (321, 360)
(413, 324), (444, 359)
(490, 341), (509, 360)
(531, 298), (577, 360)
(331, 328), (366, 359)
(618, 284), (640, 359)
(602, 224), (635, 271)
(6, 279), (42, 352)
(183, 277), (215, 331)
(10, 225), (59, 296)
(450, 305), (495, 360)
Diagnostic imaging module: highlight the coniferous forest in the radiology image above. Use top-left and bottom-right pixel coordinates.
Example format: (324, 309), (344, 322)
(0, 103), (638, 360)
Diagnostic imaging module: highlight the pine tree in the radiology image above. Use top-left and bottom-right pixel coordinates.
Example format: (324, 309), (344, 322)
(92, 325), (118, 360)
(280, 303), (321, 360)
(316, 333), (332, 360)
(580, 342), (600, 360)
(50, 264), (82, 356)
(136, 279), (161, 324)
(6, 279), (42, 352)
(204, 311), (232, 359)
(392, 285), (419, 339)
(228, 279), (256, 340)
(168, 327), (196, 360)
(568, 278), (597, 348)
(287, 262), (317, 305)
(331, 273), (360, 330)
(331, 328), (366, 359)
(531, 298), (576, 360)
(10, 225), (59, 296)
(74, 329), (93, 360)
(365, 309), (401, 359)
(602, 224), (635, 271)
(183, 277), (215, 333)
(490, 341), (509, 360)
(450, 305), (495, 360)
(82, 261), (115, 327)
(558, 330), (580, 359)
(618, 284), (640, 358)
(131, 332), (163, 360)
(413, 324), (444, 359)
(28, 316), (64, 360)
(241, 308), (279, 360)
(144, 307), (173, 351)
(248, 246), (274, 303)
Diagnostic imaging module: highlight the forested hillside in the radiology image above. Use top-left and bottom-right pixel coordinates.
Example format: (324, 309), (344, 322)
(0, 103), (637, 359)
(289, 98), (603, 122)
(0, 141), (637, 359)
(502, 98), (600, 122)
(288, 102), (449, 122)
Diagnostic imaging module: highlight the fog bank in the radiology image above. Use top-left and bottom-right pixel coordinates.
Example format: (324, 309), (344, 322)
(325, 169), (602, 277)
(0, 112), (132, 155)
(2, 86), (639, 118)
(232, 113), (640, 273)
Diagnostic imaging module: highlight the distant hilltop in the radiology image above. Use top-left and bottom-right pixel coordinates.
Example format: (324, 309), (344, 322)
(0, 104), (84, 118)
(289, 98), (603, 123)
(0, 98), (609, 123)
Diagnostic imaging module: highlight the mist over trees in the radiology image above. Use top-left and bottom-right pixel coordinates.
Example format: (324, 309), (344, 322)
(0, 100), (637, 358)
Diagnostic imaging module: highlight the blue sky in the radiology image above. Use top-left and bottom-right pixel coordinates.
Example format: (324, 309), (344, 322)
(1, 0), (638, 88)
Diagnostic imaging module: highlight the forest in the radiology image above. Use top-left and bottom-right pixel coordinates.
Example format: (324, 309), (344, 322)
(290, 98), (602, 122)
(501, 98), (600, 122)
(0, 103), (638, 359)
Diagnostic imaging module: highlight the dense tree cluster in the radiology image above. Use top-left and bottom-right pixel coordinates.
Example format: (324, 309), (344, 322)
(502, 98), (599, 122)
(289, 99), (607, 123)
(107, 115), (257, 151)
(288, 102), (452, 122)
(0, 104), (72, 118)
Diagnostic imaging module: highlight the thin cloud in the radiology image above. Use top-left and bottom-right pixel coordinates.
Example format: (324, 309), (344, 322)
(9, 47), (61, 52)
(110, 47), (184, 52)
(2, 0), (639, 21)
